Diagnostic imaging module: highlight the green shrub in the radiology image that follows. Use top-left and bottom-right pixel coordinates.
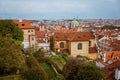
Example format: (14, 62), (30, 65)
(50, 55), (63, 60)
(22, 53), (48, 80)
(50, 74), (65, 80)
(23, 68), (47, 80)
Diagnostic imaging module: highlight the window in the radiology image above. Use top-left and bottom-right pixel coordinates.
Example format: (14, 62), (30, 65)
(31, 30), (33, 32)
(22, 24), (25, 26)
(60, 42), (64, 48)
(28, 30), (30, 32)
(32, 37), (34, 41)
(89, 41), (91, 47)
(78, 43), (82, 50)
(112, 56), (119, 60)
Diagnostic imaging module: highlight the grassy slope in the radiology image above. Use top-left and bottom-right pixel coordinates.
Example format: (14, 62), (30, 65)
(40, 62), (56, 80)
(39, 55), (66, 79)
(50, 55), (66, 70)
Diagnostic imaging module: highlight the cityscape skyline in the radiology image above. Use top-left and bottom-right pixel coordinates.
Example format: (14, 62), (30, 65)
(0, 0), (120, 20)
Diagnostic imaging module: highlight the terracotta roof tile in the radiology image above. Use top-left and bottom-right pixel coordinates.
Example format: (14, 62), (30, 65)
(39, 22), (45, 26)
(53, 32), (94, 41)
(13, 19), (34, 29)
(103, 60), (120, 80)
(37, 39), (45, 43)
(35, 30), (46, 38)
(104, 51), (120, 63)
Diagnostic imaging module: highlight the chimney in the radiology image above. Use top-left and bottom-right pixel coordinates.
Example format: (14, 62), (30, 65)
(19, 18), (22, 22)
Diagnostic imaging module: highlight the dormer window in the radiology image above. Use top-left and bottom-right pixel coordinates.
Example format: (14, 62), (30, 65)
(22, 24), (25, 26)
(112, 56), (119, 60)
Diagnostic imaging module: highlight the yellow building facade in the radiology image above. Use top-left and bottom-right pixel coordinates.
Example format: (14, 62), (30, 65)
(13, 19), (36, 48)
(54, 32), (98, 59)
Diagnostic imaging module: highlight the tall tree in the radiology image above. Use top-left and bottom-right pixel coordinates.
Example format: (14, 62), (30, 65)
(50, 37), (54, 51)
(0, 20), (23, 41)
(62, 57), (104, 80)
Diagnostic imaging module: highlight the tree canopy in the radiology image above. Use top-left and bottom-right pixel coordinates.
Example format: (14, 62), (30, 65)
(0, 20), (23, 41)
(0, 36), (25, 74)
(0, 20), (25, 75)
(62, 57), (104, 80)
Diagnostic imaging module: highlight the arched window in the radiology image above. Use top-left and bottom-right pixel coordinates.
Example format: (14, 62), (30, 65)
(78, 43), (82, 50)
(60, 42), (64, 48)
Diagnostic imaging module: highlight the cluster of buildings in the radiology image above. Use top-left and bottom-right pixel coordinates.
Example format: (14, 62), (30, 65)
(13, 18), (120, 80)
(13, 18), (97, 58)
(94, 29), (120, 80)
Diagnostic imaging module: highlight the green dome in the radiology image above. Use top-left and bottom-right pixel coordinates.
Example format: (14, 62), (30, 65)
(71, 18), (79, 25)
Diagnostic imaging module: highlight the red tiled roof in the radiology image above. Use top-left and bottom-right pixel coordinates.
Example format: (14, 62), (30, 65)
(103, 60), (120, 80)
(96, 29), (119, 36)
(37, 39), (45, 43)
(53, 32), (94, 41)
(13, 19), (34, 29)
(54, 27), (79, 33)
(100, 39), (120, 51)
(101, 39), (120, 45)
(39, 22), (45, 26)
(105, 59), (120, 69)
(35, 30), (46, 38)
(104, 51), (120, 63)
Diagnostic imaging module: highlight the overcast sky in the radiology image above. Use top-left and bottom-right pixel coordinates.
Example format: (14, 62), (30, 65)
(0, 0), (120, 20)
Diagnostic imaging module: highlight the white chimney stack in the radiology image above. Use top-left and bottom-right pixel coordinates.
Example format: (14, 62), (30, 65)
(19, 18), (22, 22)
